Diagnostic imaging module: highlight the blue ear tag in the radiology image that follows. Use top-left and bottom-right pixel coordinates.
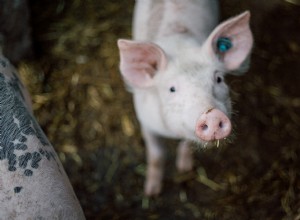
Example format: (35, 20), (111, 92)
(217, 37), (232, 53)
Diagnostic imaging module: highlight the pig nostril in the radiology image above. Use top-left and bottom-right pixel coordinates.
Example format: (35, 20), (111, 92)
(201, 124), (208, 131)
(219, 121), (223, 128)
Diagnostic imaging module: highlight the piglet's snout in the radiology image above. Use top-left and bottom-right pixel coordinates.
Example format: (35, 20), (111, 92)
(195, 109), (232, 141)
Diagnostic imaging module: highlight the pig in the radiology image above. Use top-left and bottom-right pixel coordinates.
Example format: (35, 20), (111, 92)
(117, 0), (253, 196)
(0, 54), (85, 219)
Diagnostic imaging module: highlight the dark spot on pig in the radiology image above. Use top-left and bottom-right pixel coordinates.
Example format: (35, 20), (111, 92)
(31, 152), (42, 169)
(14, 186), (23, 193)
(9, 166), (17, 171)
(19, 152), (32, 168)
(39, 148), (45, 155)
(45, 150), (51, 160)
(24, 169), (33, 176)
(8, 153), (17, 166)
(15, 143), (27, 150)
(19, 135), (27, 142)
(0, 150), (4, 160)
(8, 153), (17, 171)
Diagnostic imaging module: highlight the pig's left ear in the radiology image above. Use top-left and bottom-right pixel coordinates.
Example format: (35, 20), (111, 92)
(202, 11), (253, 74)
(117, 39), (168, 88)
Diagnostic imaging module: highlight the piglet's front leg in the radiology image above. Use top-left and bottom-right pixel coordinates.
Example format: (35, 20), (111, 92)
(176, 140), (194, 173)
(142, 128), (165, 196)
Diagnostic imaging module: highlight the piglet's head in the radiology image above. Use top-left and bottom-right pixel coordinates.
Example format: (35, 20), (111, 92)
(117, 40), (168, 88)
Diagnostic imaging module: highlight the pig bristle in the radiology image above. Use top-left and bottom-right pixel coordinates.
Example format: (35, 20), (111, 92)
(191, 137), (232, 152)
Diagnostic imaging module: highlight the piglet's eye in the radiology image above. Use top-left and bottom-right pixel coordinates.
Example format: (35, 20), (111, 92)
(169, 86), (176, 93)
(214, 70), (224, 84)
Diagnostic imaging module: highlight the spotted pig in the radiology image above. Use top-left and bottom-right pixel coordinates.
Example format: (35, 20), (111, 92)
(0, 54), (85, 219)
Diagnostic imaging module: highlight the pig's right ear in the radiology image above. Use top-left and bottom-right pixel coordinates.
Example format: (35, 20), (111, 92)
(117, 39), (167, 88)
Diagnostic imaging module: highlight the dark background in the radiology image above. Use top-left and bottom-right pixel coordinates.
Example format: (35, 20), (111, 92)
(9, 0), (300, 219)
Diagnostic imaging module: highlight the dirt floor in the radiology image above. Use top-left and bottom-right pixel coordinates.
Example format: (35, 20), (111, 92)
(16, 0), (300, 219)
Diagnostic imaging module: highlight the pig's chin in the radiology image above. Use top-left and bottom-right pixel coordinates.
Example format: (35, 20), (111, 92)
(179, 132), (205, 144)
(171, 127), (229, 146)
(190, 136), (209, 145)
(188, 134), (229, 147)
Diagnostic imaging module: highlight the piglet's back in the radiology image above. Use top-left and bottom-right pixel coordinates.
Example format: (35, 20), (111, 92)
(133, 0), (219, 44)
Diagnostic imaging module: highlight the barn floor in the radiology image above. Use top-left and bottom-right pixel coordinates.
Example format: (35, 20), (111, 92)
(19, 0), (300, 219)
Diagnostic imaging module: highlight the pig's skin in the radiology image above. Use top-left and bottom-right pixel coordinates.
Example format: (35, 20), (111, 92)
(118, 0), (253, 196)
(0, 55), (85, 219)
(133, 0), (219, 44)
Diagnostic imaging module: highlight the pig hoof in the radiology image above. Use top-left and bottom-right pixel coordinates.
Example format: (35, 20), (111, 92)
(144, 180), (162, 196)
